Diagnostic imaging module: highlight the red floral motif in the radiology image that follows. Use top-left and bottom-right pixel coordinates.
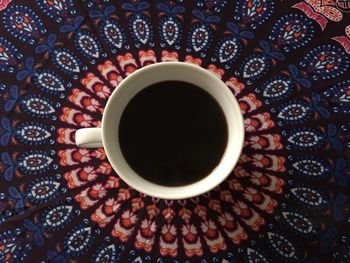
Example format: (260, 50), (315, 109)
(160, 224), (178, 257)
(232, 201), (265, 231)
(332, 25), (350, 54)
(336, 0), (350, 11)
(225, 77), (245, 96)
(207, 64), (225, 79)
(60, 107), (97, 127)
(162, 207), (175, 222)
(59, 52), (287, 257)
(245, 134), (283, 150)
(184, 55), (202, 65)
(0, 0), (13, 11)
(161, 50), (179, 62)
(64, 166), (98, 188)
(57, 128), (76, 145)
(181, 224), (203, 257)
(234, 167), (285, 194)
(81, 73), (111, 99)
(138, 49), (157, 66)
(293, 0), (344, 30)
(178, 207), (192, 222)
(249, 154), (286, 172)
(58, 148), (92, 166)
(97, 60), (123, 88)
(75, 183), (107, 209)
(135, 219), (157, 252)
(91, 198), (121, 228)
(146, 203), (160, 219)
(117, 53), (137, 75)
(69, 89), (103, 113)
(218, 212), (248, 244)
(201, 220), (227, 253)
(112, 209), (138, 242)
(239, 93), (263, 114)
(244, 112), (275, 132)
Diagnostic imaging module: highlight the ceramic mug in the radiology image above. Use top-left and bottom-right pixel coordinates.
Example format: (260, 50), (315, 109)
(75, 62), (244, 199)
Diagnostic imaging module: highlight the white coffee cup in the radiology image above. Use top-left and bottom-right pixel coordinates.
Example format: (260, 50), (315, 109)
(75, 62), (244, 199)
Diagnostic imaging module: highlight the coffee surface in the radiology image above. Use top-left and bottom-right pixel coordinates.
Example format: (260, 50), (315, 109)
(119, 81), (228, 186)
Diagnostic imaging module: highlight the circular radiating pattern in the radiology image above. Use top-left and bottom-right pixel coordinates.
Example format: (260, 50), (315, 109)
(0, 0), (349, 262)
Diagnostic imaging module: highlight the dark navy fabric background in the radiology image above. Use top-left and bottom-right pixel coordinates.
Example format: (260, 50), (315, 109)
(0, 0), (349, 262)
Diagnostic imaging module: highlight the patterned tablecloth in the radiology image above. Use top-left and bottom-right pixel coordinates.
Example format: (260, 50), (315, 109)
(0, 0), (350, 262)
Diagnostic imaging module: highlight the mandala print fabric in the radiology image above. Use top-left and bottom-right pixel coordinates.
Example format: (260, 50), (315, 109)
(0, 0), (350, 262)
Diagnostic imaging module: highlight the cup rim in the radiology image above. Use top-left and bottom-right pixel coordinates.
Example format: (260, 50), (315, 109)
(102, 62), (244, 199)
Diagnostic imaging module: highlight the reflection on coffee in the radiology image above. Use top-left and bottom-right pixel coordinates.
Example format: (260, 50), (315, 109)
(119, 81), (228, 186)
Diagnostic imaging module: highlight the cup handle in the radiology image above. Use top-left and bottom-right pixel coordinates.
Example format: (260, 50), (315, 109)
(75, 128), (103, 148)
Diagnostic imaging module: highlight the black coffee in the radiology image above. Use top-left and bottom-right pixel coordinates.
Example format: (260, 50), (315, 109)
(119, 81), (228, 186)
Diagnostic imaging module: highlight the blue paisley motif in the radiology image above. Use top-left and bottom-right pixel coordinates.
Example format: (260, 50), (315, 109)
(15, 122), (55, 145)
(160, 17), (182, 48)
(256, 76), (294, 103)
(300, 45), (350, 81)
(234, 0), (274, 29)
(196, 0), (228, 13)
(274, 100), (313, 126)
(37, 0), (75, 23)
(0, 228), (32, 262)
(214, 36), (240, 65)
(41, 201), (76, 231)
(283, 128), (325, 150)
(51, 48), (86, 78)
(238, 54), (270, 83)
(289, 156), (330, 180)
(20, 95), (60, 120)
(74, 31), (104, 63)
(127, 251), (152, 263)
(157, 3), (184, 49)
(187, 10), (220, 55)
(100, 19), (128, 53)
(281, 209), (319, 237)
(188, 23), (212, 54)
(17, 150), (56, 175)
(33, 69), (70, 97)
(93, 240), (124, 263)
(245, 248), (270, 262)
(267, 232), (300, 261)
(26, 174), (64, 204)
(288, 183), (329, 209)
(130, 15), (153, 47)
(63, 220), (98, 257)
(213, 21), (253, 67)
(238, 40), (285, 84)
(269, 14), (314, 52)
(3, 5), (46, 45)
(122, 2), (154, 48)
(0, 37), (23, 73)
(333, 235), (350, 262)
(324, 80), (350, 114)
(159, 20), (182, 49)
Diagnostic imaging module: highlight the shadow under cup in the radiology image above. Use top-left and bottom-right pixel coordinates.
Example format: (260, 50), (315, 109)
(102, 62), (244, 199)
